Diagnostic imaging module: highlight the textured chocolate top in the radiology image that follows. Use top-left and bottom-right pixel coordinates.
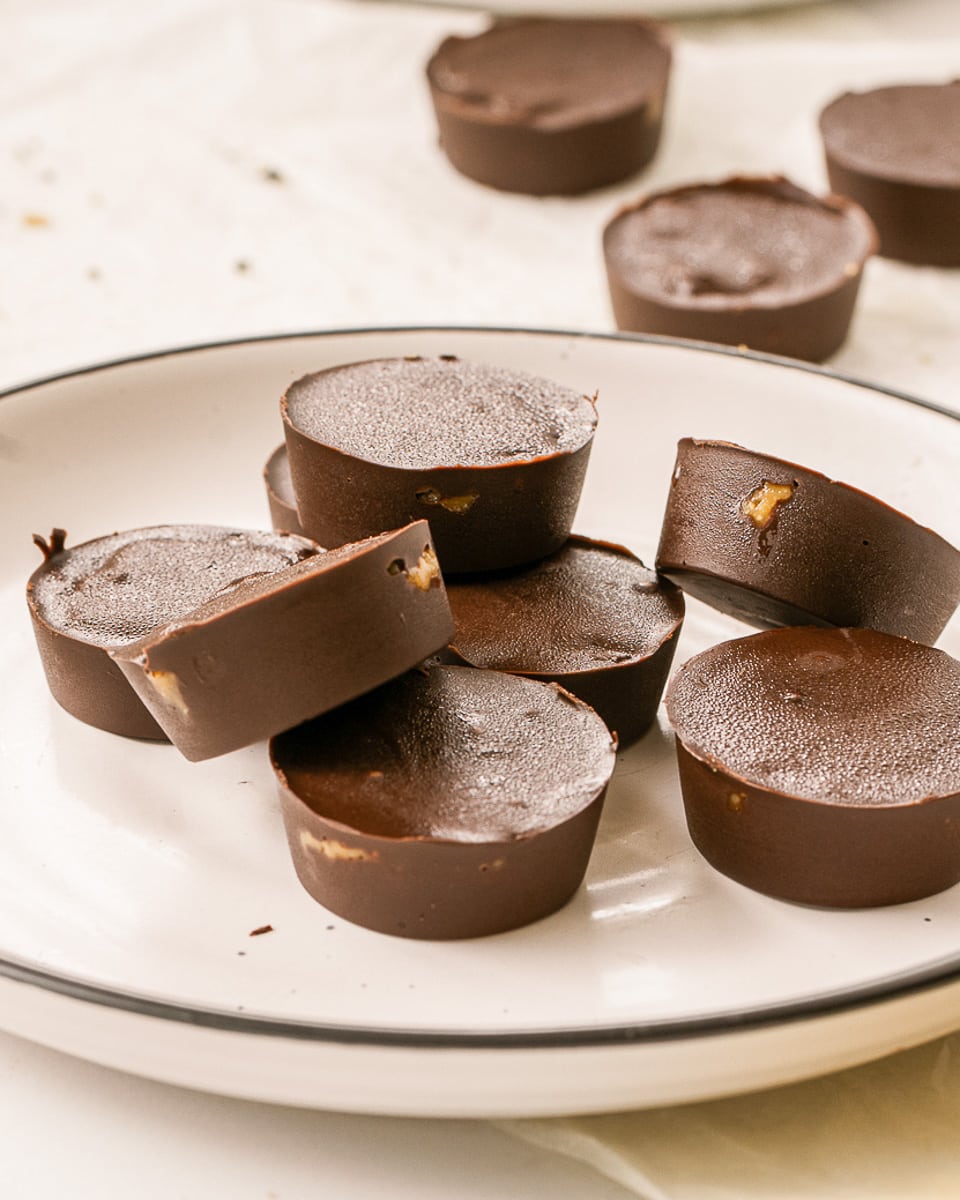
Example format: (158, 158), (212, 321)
(273, 665), (616, 841)
(604, 177), (875, 308)
(282, 356), (597, 469)
(30, 525), (318, 645)
(448, 537), (683, 672)
(820, 82), (960, 187)
(426, 18), (670, 129)
(667, 627), (960, 808)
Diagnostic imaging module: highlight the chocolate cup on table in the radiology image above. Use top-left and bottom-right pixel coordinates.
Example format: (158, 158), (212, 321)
(819, 81), (960, 266)
(603, 175), (877, 362)
(425, 17), (672, 196)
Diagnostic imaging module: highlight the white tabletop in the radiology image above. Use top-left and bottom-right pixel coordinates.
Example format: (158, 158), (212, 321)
(3, 0), (959, 1195)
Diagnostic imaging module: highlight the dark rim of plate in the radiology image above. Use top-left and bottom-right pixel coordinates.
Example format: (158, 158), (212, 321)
(2, 324), (959, 1050)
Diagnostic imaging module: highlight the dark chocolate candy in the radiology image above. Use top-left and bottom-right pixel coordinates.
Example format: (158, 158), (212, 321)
(263, 443), (307, 537)
(603, 176), (877, 362)
(271, 664), (616, 939)
(281, 356), (597, 573)
(425, 17), (671, 196)
(110, 522), (454, 761)
(820, 81), (960, 266)
(445, 535), (684, 746)
(666, 626), (960, 907)
(26, 525), (320, 740)
(655, 438), (960, 644)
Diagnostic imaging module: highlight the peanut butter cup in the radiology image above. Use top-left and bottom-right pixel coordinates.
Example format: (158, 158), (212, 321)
(27, 524), (320, 739)
(426, 17), (671, 196)
(281, 355), (597, 573)
(446, 535), (684, 746)
(666, 627), (960, 907)
(603, 176), (876, 361)
(820, 81), (960, 265)
(272, 664), (616, 938)
(110, 522), (454, 761)
(655, 439), (960, 643)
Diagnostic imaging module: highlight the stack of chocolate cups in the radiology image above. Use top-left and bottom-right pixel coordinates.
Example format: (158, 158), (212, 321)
(266, 354), (683, 937)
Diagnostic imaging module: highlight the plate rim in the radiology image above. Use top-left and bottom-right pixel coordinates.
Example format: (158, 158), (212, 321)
(3, 323), (959, 1052)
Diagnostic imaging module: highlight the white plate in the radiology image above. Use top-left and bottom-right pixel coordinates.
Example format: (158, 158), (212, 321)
(2, 327), (959, 1118)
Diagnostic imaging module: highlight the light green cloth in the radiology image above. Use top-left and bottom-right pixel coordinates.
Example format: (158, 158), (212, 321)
(502, 1034), (960, 1199)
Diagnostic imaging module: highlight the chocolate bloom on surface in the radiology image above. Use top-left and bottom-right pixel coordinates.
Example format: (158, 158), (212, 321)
(281, 356), (597, 573)
(272, 664), (616, 939)
(603, 175), (877, 361)
(666, 626), (960, 908)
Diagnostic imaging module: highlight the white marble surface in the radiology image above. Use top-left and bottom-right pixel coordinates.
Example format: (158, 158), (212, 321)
(2, 0), (959, 1195)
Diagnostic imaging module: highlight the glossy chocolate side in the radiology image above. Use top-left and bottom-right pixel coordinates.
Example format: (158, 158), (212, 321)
(446, 535), (684, 745)
(655, 439), (960, 643)
(603, 176), (876, 362)
(426, 18), (671, 196)
(111, 522), (454, 761)
(263, 443), (307, 537)
(272, 665), (616, 939)
(666, 627), (960, 906)
(26, 525), (319, 740)
(281, 357), (597, 573)
(820, 82), (960, 265)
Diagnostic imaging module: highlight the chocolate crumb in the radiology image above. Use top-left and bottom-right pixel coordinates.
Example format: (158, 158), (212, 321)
(249, 923), (274, 937)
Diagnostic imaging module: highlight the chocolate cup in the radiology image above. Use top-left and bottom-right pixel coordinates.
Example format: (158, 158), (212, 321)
(425, 18), (671, 196)
(281, 357), (597, 574)
(445, 535), (684, 746)
(819, 82), (960, 266)
(603, 176), (877, 362)
(666, 628), (960, 908)
(272, 666), (616, 939)
(29, 616), (166, 740)
(26, 525), (320, 741)
(655, 438), (960, 643)
(263, 443), (307, 538)
(111, 522), (454, 761)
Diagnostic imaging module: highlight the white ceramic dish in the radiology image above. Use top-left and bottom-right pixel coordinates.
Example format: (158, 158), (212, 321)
(2, 327), (959, 1118)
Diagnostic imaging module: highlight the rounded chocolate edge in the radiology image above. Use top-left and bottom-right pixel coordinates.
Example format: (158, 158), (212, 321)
(447, 534), (685, 745)
(26, 541), (168, 741)
(601, 176), (878, 362)
(270, 674), (616, 940)
(425, 18), (672, 196)
(26, 600), (167, 740)
(673, 738), (960, 908)
(263, 443), (307, 538)
(654, 438), (960, 642)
